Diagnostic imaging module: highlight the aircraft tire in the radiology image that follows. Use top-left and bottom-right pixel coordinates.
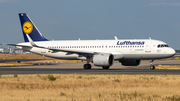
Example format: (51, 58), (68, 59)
(150, 65), (155, 70)
(84, 64), (91, 69)
(102, 66), (110, 69)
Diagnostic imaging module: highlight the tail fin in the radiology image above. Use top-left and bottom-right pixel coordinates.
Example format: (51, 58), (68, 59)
(19, 13), (48, 42)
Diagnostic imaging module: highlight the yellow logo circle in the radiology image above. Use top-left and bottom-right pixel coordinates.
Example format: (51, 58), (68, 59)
(23, 21), (33, 34)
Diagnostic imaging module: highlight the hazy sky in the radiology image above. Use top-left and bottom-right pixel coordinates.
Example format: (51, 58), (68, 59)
(0, 0), (180, 49)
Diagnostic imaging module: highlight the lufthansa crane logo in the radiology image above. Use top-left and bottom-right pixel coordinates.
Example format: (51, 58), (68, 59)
(23, 21), (33, 34)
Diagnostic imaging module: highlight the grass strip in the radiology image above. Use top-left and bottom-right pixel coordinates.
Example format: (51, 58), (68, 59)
(0, 74), (179, 101)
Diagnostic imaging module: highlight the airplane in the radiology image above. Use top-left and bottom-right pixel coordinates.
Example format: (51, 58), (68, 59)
(7, 13), (176, 70)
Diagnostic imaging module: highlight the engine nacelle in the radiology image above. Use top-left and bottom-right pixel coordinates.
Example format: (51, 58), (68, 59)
(93, 53), (114, 66)
(119, 60), (141, 66)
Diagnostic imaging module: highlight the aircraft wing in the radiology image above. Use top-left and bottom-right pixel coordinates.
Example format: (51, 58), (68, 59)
(28, 34), (98, 55)
(7, 34), (100, 55)
(6, 43), (96, 55)
(45, 47), (96, 55)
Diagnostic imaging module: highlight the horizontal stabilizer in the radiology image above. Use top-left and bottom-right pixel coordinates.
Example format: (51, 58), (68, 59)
(6, 44), (32, 48)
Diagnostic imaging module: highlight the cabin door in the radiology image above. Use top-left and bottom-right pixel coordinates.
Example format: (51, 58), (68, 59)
(145, 41), (151, 52)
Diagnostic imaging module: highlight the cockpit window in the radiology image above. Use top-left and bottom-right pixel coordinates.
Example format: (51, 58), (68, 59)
(165, 45), (169, 47)
(157, 44), (169, 48)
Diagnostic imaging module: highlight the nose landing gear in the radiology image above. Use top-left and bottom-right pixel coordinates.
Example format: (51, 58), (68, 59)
(150, 65), (155, 70)
(149, 60), (155, 70)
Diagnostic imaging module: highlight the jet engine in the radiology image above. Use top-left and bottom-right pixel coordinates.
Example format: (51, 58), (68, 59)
(119, 60), (141, 66)
(93, 53), (114, 66)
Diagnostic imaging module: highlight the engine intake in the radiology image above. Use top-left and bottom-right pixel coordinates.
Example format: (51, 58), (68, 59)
(93, 53), (114, 66)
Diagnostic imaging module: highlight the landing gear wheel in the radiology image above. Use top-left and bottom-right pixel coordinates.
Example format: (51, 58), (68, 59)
(102, 66), (110, 69)
(83, 64), (91, 69)
(150, 65), (155, 70)
(149, 60), (155, 70)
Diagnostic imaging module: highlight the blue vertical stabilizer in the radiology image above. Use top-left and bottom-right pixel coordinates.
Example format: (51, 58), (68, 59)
(19, 13), (48, 42)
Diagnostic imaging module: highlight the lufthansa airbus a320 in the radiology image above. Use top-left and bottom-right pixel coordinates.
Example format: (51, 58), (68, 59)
(7, 13), (176, 70)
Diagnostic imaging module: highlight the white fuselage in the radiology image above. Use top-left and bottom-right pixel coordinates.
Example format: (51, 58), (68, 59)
(16, 39), (175, 60)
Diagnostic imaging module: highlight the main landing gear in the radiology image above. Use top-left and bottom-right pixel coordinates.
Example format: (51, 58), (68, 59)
(149, 60), (155, 70)
(83, 56), (92, 69)
(84, 64), (91, 69)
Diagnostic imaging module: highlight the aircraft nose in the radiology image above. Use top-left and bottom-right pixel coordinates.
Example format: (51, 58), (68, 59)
(169, 48), (176, 56)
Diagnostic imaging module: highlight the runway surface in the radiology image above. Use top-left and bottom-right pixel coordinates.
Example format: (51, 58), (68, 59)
(0, 59), (180, 74)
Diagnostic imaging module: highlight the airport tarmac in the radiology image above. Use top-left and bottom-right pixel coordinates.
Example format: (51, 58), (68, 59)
(0, 59), (180, 74)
